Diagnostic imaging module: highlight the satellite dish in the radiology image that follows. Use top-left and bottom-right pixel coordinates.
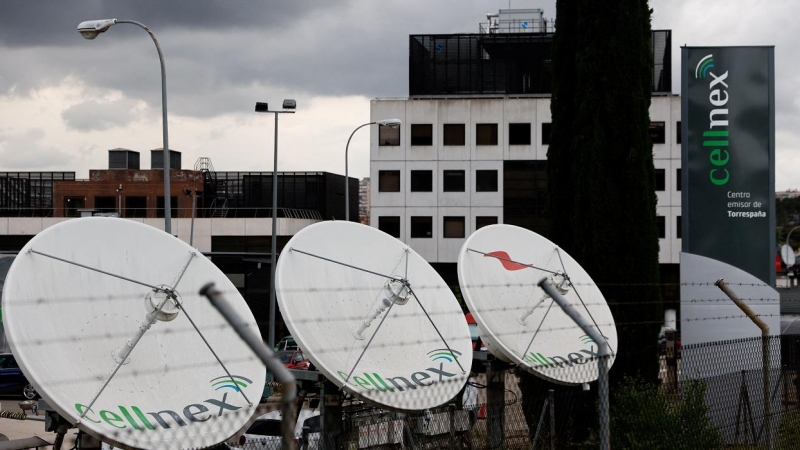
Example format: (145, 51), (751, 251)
(275, 221), (472, 411)
(2, 218), (265, 449)
(782, 244), (796, 268)
(457, 224), (617, 385)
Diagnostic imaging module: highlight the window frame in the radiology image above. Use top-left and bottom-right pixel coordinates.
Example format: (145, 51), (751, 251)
(378, 170), (401, 192)
(443, 216), (466, 239)
(442, 123), (466, 146)
(442, 170), (466, 192)
(508, 123), (532, 146)
(410, 124), (433, 146)
(410, 216), (433, 239)
(476, 123), (498, 146)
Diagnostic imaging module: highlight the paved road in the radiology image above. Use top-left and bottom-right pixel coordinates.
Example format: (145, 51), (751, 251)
(0, 397), (79, 447)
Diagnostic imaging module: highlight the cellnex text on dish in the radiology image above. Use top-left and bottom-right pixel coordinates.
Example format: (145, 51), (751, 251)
(74, 391), (243, 430)
(336, 362), (460, 393)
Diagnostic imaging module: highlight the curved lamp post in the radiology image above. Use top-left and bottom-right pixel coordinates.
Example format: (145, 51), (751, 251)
(255, 100), (296, 349)
(345, 119), (401, 221)
(77, 19), (173, 234)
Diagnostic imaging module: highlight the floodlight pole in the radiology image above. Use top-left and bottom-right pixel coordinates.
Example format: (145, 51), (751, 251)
(715, 279), (772, 450)
(539, 277), (610, 450)
(256, 101), (295, 349)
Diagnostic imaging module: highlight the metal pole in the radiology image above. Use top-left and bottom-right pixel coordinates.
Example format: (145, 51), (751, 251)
(345, 122), (374, 222)
(117, 20), (171, 234)
(190, 191), (196, 247)
(715, 279), (772, 450)
(538, 277), (610, 450)
(269, 112), (279, 349)
(200, 283), (296, 450)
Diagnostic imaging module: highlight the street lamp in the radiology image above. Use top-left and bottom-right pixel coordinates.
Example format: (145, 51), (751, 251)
(77, 18), (173, 234)
(255, 100), (296, 349)
(345, 119), (401, 221)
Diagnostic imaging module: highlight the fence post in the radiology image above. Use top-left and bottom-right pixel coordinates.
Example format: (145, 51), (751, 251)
(538, 277), (610, 450)
(715, 279), (772, 450)
(200, 283), (297, 450)
(549, 389), (555, 450)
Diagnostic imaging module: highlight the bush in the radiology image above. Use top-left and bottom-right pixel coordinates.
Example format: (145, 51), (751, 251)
(610, 376), (722, 449)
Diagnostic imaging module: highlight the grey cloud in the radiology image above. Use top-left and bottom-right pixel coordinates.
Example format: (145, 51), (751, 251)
(62, 98), (142, 131)
(0, 0), (551, 119)
(0, 128), (73, 169)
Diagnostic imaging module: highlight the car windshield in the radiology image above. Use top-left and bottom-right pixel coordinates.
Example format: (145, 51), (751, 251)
(277, 351), (293, 364)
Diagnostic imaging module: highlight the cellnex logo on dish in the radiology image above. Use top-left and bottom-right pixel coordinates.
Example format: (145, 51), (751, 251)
(521, 335), (602, 369)
(74, 375), (251, 430)
(336, 349), (462, 393)
(695, 54), (731, 186)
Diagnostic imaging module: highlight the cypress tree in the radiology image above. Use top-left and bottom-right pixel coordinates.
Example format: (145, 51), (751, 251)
(520, 0), (662, 443)
(560, 0), (662, 388)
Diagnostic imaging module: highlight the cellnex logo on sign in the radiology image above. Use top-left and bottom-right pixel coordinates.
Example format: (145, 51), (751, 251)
(336, 349), (462, 392)
(695, 54), (733, 187)
(74, 375), (252, 430)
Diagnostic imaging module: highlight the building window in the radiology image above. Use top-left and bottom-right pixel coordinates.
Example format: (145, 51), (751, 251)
(676, 168), (682, 191)
(410, 170), (433, 192)
(443, 124), (465, 146)
(649, 122), (666, 144)
(442, 170), (465, 192)
(541, 123), (552, 145)
(125, 196), (147, 218)
(476, 216), (498, 229)
(476, 170), (498, 192)
(676, 121), (682, 144)
(657, 215), (665, 238)
(378, 216), (401, 238)
(156, 196), (179, 219)
(509, 123), (531, 145)
(655, 169), (665, 191)
(94, 196), (116, 214)
(410, 216), (433, 238)
(476, 124), (498, 146)
(378, 171), (401, 192)
(64, 197), (85, 217)
(410, 124), (433, 146)
(676, 215), (682, 239)
(379, 125), (400, 146)
(443, 216), (465, 238)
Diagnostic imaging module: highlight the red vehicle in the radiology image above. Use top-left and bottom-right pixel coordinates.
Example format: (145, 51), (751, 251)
(465, 313), (486, 351)
(277, 349), (310, 370)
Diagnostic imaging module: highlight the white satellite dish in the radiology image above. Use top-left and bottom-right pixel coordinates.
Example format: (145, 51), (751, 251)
(781, 244), (796, 268)
(275, 221), (472, 411)
(2, 218), (265, 449)
(457, 224), (617, 384)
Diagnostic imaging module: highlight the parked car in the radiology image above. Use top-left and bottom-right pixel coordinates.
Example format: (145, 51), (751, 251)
(277, 349), (310, 370)
(0, 353), (38, 399)
(275, 335), (298, 352)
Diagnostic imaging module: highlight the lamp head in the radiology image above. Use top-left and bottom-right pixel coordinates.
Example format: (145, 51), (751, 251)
(282, 99), (297, 110)
(254, 102), (269, 113)
(376, 118), (401, 128)
(77, 19), (117, 40)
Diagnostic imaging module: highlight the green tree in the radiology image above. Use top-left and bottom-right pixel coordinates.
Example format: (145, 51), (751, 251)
(549, 0), (662, 385)
(521, 0), (662, 443)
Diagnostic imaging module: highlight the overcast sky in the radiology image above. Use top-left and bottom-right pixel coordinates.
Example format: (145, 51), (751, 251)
(0, 0), (798, 189)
